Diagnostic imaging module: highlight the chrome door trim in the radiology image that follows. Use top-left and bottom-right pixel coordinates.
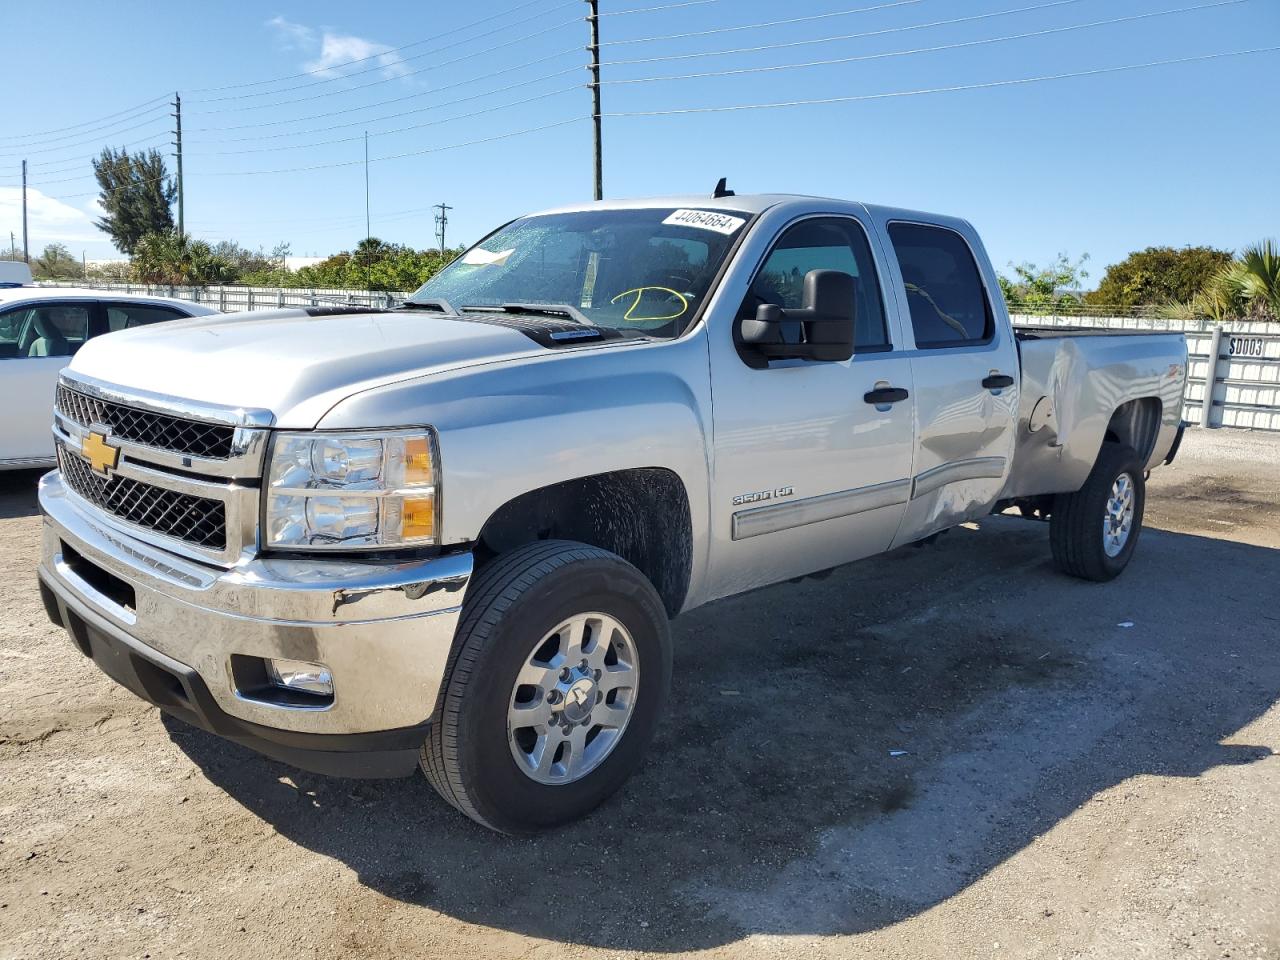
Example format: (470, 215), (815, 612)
(910, 456), (1008, 500)
(731, 477), (912, 541)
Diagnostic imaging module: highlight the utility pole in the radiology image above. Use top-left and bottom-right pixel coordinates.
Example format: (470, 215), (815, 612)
(21, 160), (29, 262)
(171, 93), (184, 236)
(585, 0), (602, 201)
(9, 232), (14, 259)
(363, 131), (371, 292)
(433, 203), (453, 257)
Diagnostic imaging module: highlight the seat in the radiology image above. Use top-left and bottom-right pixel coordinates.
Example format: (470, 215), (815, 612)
(26, 310), (71, 357)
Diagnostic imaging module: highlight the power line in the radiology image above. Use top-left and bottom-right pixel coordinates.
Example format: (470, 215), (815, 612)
(187, 58), (582, 141)
(602, 0), (722, 14)
(0, 103), (171, 151)
(599, 0), (1249, 86)
(0, 116), (171, 160)
(604, 46), (1280, 117)
(188, 0), (574, 94)
(37, 118), (585, 199)
(192, 10), (581, 107)
(0, 94), (170, 143)
(204, 117), (587, 177)
(192, 85), (580, 156)
(604, 0), (936, 46)
(602, 0), (1089, 67)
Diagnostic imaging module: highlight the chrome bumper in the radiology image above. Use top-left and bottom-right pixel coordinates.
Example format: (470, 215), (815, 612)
(37, 471), (471, 743)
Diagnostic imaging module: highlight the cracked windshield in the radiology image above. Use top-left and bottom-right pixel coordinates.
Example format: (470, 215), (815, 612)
(409, 208), (749, 337)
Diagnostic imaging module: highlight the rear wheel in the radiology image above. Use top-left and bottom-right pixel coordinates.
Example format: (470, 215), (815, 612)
(421, 540), (671, 834)
(1050, 442), (1146, 582)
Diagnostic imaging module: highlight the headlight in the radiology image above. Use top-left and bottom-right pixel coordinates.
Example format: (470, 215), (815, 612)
(264, 429), (438, 550)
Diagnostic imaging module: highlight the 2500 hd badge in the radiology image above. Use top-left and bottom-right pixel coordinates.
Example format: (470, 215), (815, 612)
(732, 486), (795, 506)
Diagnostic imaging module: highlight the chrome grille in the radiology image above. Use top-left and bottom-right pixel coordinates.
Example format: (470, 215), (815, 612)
(58, 442), (227, 550)
(56, 384), (235, 459)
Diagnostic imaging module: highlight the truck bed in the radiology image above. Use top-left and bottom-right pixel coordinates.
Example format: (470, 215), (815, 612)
(1002, 328), (1187, 500)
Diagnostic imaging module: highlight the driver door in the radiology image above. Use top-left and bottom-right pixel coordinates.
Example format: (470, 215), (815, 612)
(704, 214), (916, 601)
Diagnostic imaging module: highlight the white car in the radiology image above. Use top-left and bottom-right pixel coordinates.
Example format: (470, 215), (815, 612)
(0, 262), (219, 469)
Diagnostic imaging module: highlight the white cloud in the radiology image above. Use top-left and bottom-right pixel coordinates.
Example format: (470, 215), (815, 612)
(267, 17), (406, 80)
(266, 15), (314, 50)
(0, 187), (103, 248)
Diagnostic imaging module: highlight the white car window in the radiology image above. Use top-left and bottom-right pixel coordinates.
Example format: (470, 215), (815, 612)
(106, 303), (187, 331)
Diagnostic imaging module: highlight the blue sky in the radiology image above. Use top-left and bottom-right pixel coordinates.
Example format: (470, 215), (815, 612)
(3, 0), (1276, 282)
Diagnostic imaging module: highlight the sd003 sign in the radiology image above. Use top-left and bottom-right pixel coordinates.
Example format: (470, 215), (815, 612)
(1228, 335), (1271, 358)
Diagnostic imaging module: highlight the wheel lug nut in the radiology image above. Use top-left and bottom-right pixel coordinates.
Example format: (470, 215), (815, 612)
(594, 669), (601, 680)
(560, 668), (572, 681)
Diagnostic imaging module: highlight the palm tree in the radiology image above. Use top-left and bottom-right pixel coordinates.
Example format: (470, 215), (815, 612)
(1172, 240), (1279, 322)
(1238, 240), (1279, 318)
(131, 231), (235, 285)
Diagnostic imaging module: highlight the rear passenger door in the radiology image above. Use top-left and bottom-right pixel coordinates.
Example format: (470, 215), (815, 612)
(877, 220), (1020, 546)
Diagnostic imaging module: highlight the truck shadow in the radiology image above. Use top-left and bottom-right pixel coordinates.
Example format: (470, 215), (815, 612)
(166, 518), (1279, 951)
(0, 468), (43, 519)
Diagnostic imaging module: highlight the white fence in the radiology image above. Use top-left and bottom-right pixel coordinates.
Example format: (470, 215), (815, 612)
(1011, 313), (1280, 431)
(38, 280), (406, 312)
(36, 283), (1280, 432)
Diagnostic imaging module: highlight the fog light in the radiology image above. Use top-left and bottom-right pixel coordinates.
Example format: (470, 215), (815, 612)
(264, 658), (334, 698)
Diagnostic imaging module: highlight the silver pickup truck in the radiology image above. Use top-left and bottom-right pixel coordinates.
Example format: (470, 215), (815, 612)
(36, 193), (1187, 833)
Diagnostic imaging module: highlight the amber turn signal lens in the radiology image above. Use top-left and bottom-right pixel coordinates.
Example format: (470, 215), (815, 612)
(403, 437), (434, 486)
(401, 495), (435, 540)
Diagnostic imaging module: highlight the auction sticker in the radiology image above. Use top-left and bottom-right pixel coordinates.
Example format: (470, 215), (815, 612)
(662, 209), (747, 235)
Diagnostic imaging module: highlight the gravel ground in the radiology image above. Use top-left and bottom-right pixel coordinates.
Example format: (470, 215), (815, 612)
(1, 428), (1278, 960)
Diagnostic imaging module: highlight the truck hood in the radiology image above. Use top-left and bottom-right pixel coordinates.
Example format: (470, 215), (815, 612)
(66, 309), (547, 427)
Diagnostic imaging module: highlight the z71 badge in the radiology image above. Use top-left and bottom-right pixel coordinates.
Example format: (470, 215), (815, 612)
(732, 486), (794, 507)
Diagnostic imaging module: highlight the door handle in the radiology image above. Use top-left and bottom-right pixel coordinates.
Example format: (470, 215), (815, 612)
(982, 374), (1015, 390)
(863, 386), (909, 405)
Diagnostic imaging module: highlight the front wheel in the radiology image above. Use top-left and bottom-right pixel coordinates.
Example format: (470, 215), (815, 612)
(1050, 442), (1146, 582)
(421, 540), (671, 834)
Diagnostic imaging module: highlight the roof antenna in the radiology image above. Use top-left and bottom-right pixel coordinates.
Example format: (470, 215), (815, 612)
(712, 177), (735, 199)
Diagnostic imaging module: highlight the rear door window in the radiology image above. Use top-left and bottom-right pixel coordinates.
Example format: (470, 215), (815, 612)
(888, 223), (993, 348)
(104, 303), (188, 332)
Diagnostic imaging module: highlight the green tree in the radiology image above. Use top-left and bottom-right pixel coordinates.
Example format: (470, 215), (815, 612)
(998, 253), (1090, 315)
(130, 230), (235, 285)
(1189, 240), (1280, 321)
(92, 147), (176, 255)
(266, 238), (460, 291)
(31, 242), (80, 279)
(1085, 246), (1233, 310)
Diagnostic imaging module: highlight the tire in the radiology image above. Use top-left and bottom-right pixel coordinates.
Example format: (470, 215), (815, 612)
(1050, 442), (1146, 582)
(420, 540), (671, 834)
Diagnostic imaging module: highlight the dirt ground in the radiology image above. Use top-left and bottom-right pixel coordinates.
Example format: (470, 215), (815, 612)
(2, 428), (1278, 960)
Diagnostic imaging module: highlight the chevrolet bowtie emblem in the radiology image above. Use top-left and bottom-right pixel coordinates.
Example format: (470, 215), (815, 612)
(81, 430), (120, 475)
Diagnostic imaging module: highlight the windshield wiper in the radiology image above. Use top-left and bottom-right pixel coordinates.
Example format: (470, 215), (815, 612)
(462, 302), (592, 325)
(401, 297), (459, 316)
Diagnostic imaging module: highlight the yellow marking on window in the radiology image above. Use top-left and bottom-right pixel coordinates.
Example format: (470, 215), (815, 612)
(609, 286), (689, 322)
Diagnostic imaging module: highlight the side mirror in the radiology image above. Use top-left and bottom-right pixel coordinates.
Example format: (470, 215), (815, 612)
(740, 269), (855, 362)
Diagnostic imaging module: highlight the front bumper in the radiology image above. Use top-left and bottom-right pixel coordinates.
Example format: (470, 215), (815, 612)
(37, 471), (472, 777)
